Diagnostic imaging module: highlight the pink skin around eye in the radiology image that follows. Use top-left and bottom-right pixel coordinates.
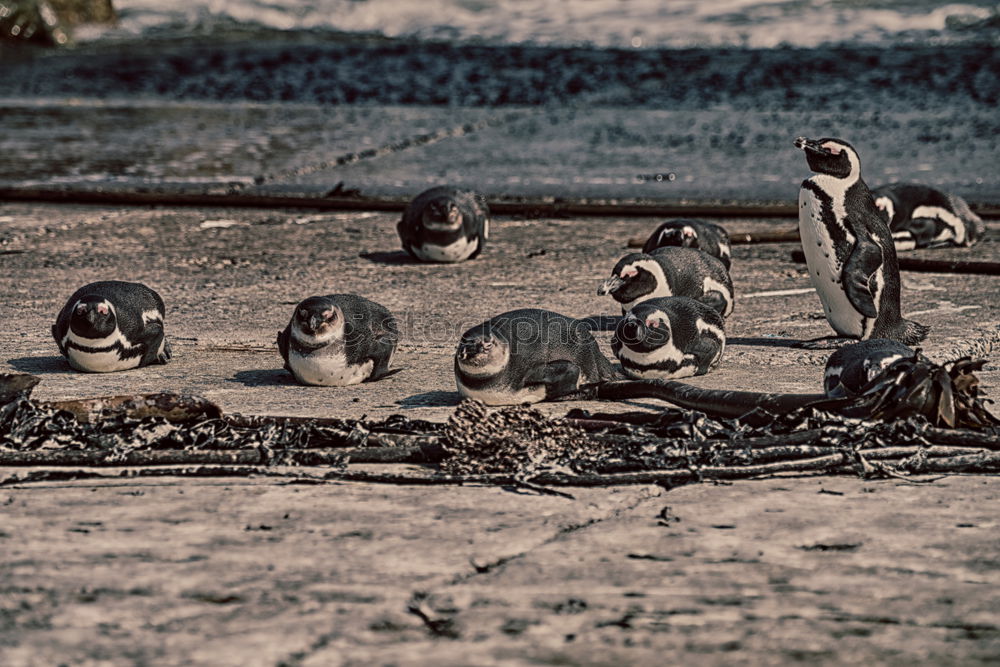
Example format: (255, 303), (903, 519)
(646, 319), (658, 328)
(621, 268), (638, 279)
(97, 304), (109, 315)
(821, 141), (842, 155)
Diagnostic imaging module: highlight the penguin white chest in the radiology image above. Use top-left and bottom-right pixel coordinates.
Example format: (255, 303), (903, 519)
(798, 188), (864, 337)
(413, 235), (479, 263)
(289, 348), (373, 386)
(64, 329), (142, 372)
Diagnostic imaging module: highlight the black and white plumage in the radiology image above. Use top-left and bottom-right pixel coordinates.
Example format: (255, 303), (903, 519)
(823, 338), (916, 398)
(641, 219), (732, 270)
(597, 247), (734, 318)
(455, 308), (618, 405)
(277, 294), (398, 386)
(52, 280), (170, 373)
(872, 182), (985, 250)
(795, 136), (929, 345)
(612, 297), (725, 380)
(397, 186), (490, 263)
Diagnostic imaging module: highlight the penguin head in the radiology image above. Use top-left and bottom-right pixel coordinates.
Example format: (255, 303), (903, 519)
(644, 222), (699, 253)
(795, 137), (860, 180)
(455, 330), (510, 377)
(616, 306), (672, 352)
(598, 253), (663, 304)
(69, 298), (117, 337)
(290, 296), (345, 344)
(420, 197), (464, 232)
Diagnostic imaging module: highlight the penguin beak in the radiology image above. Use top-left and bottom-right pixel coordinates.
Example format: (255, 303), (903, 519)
(598, 276), (625, 296)
(308, 314), (326, 331)
(458, 340), (485, 359)
(794, 136), (826, 154)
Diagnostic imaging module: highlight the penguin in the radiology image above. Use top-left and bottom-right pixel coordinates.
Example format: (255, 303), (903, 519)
(794, 136), (929, 346)
(597, 247), (734, 318)
(823, 338), (917, 398)
(277, 294), (398, 386)
(641, 219), (732, 270)
(872, 182), (985, 251)
(612, 297), (725, 380)
(455, 308), (618, 405)
(52, 280), (171, 373)
(397, 186), (490, 263)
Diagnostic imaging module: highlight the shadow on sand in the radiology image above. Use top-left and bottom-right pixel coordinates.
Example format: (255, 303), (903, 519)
(359, 250), (420, 265)
(6, 356), (72, 374)
(230, 369), (297, 387)
(397, 390), (462, 409)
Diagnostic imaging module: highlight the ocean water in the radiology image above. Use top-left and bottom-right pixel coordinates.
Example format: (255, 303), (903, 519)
(83, 0), (1000, 48)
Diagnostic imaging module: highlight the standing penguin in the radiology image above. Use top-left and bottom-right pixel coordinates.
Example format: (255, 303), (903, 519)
(822, 338), (917, 398)
(872, 182), (985, 250)
(795, 136), (928, 346)
(277, 294), (398, 386)
(397, 186), (490, 262)
(52, 280), (171, 372)
(641, 219), (732, 270)
(598, 247), (734, 318)
(455, 308), (618, 405)
(612, 297), (725, 380)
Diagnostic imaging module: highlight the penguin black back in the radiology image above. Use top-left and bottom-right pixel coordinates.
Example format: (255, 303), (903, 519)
(397, 186), (490, 263)
(52, 280), (170, 372)
(641, 219), (732, 270)
(795, 137), (928, 345)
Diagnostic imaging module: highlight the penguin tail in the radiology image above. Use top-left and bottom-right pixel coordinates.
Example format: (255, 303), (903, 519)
(893, 319), (931, 346)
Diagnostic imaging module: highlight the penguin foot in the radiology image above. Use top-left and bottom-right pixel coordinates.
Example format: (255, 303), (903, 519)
(792, 335), (858, 350)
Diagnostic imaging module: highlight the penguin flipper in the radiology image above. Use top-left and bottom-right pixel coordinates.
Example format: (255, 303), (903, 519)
(697, 291), (729, 319)
(522, 360), (582, 399)
(52, 324), (66, 355)
(690, 337), (723, 375)
(842, 238), (881, 319)
(365, 331), (400, 381)
(137, 321), (168, 367)
(276, 326), (291, 366)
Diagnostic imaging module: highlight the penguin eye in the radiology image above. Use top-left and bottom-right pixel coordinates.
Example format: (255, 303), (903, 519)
(97, 304), (109, 315)
(75, 304), (87, 315)
(821, 141), (843, 155)
(645, 319), (659, 328)
(621, 268), (638, 279)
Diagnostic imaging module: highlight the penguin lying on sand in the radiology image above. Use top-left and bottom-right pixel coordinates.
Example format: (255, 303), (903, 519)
(598, 247), (734, 318)
(872, 182), (985, 250)
(278, 294), (398, 386)
(794, 136), (929, 347)
(53, 280), (171, 372)
(397, 186), (490, 263)
(641, 219), (732, 270)
(455, 308), (618, 405)
(823, 338), (917, 398)
(612, 297), (725, 380)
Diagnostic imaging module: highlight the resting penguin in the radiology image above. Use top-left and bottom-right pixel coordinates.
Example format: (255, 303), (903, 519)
(598, 247), (734, 318)
(52, 280), (171, 372)
(277, 294), (398, 386)
(872, 182), (985, 251)
(455, 308), (618, 405)
(397, 186), (490, 262)
(612, 297), (725, 380)
(795, 136), (929, 346)
(641, 219), (732, 270)
(823, 338), (916, 398)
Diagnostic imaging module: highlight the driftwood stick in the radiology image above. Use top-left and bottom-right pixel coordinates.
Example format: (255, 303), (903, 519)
(0, 443), (447, 467)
